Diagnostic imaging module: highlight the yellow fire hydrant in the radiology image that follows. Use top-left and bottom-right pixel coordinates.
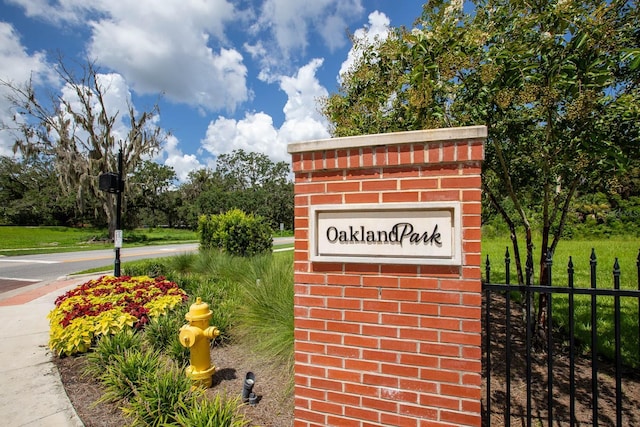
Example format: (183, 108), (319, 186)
(179, 297), (220, 388)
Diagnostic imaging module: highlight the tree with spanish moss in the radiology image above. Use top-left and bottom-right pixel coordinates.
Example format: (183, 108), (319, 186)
(2, 59), (167, 237)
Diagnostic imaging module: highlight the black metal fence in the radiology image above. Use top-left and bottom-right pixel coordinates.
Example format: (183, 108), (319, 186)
(482, 249), (640, 427)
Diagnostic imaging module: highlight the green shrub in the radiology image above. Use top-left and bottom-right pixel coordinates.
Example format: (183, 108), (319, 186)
(122, 364), (198, 426)
(123, 259), (170, 277)
(198, 209), (273, 256)
(85, 329), (143, 377)
(98, 349), (162, 402)
(174, 394), (250, 427)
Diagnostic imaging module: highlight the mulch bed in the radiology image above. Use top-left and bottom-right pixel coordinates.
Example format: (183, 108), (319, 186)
(54, 343), (294, 427)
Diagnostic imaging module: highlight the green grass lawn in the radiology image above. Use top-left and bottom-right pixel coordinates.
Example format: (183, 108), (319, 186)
(483, 235), (640, 367)
(0, 226), (198, 256)
(482, 236), (639, 289)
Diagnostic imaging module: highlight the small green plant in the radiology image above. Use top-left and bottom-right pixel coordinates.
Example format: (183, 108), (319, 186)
(166, 336), (191, 367)
(48, 275), (187, 356)
(174, 394), (250, 427)
(167, 253), (198, 274)
(84, 329), (143, 377)
(122, 363), (198, 426)
(123, 260), (170, 277)
(98, 349), (162, 402)
(144, 310), (185, 353)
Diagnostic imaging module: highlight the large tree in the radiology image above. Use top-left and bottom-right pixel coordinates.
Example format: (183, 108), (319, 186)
(1, 60), (166, 237)
(127, 160), (178, 228)
(214, 149), (293, 230)
(177, 149), (294, 230)
(0, 154), (77, 225)
(322, 0), (640, 332)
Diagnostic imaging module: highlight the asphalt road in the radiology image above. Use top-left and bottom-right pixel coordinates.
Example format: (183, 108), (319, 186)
(0, 237), (293, 294)
(0, 243), (199, 284)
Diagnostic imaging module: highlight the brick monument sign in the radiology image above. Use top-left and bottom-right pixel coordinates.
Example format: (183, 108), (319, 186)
(288, 126), (486, 426)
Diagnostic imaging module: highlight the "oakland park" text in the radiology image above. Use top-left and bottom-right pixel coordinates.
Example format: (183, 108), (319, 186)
(326, 222), (442, 247)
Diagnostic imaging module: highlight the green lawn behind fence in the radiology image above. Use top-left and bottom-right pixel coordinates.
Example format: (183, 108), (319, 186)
(482, 235), (640, 367)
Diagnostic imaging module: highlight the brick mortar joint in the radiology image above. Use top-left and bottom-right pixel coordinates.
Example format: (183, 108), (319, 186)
(296, 161), (481, 175)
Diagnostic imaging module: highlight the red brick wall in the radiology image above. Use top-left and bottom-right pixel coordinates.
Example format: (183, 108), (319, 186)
(289, 127), (486, 427)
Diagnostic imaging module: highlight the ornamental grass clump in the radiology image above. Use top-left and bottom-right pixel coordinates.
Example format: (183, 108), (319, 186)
(236, 253), (294, 372)
(174, 393), (250, 427)
(98, 348), (163, 403)
(121, 363), (198, 426)
(48, 275), (188, 356)
(143, 308), (190, 366)
(84, 328), (143, 377)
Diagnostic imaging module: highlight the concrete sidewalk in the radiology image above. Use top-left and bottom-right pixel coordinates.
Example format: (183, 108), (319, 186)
(0, 277), (90, 427)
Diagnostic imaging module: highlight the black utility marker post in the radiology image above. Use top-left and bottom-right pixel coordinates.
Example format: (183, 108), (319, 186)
(114, 148), (123, 277)
(98, 148), (125, 277)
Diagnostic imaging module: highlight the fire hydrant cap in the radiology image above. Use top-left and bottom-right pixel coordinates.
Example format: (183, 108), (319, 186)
(186, 297), (212, 321)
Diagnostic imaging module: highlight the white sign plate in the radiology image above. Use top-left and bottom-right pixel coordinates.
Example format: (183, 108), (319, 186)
(114, 230), (123, 249)
(309, 203), (461, 265)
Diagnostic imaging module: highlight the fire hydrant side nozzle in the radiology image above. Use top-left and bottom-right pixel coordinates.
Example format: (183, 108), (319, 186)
(179, 297), (218, 388)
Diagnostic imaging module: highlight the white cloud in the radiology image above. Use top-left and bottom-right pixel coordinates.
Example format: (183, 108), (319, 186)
(278, 58), (330, 143)
(87, 0), (248, 112)
(201, 58), (329, 164)
(0, 21), (57, 155)
(7, 0), (249, 113)
(5, 0), (91, 25)
(162, 135), (204, 182)
(248, 0), (363, 80)
(5, 0), (370, 117)
(202, 112), (280, 160)
(258, 0), (363, 55)
(338, 10), (391, 81)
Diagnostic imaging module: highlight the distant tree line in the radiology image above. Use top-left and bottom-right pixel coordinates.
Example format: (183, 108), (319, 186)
(0, 148), (293, 232)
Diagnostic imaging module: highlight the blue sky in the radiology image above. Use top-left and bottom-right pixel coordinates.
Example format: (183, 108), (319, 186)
(0, 0), (427, 181)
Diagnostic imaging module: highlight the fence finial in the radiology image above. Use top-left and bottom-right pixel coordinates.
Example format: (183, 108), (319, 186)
(505, 247), (511, 285)
(485, 254), (491, 284)
(568, 256), (574, 288)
